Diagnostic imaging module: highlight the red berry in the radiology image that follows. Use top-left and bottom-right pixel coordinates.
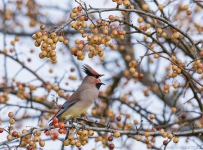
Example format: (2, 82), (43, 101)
(77, 6), (82, 11)
(200, 50), (203, 56)
(12, 131), (18, 137)
(27, 146), (33, 150)
(109, 143), (115, 149)
(58, 128), (64, 134)
(27, 58), (31, 62)
(116, 116), (121, 122)
(110, 25), (115, 30)
(45, 130), (50, 136)
(70, 68), (75, 72)
(54, 123), (59, 128)
(58, 104), (62, 109)
(117, 30), (122, 35)
(80, 40), (85, 45)
(63, 129), (68, 134)
(84, 16), (88, 21)
(59, 122), (65, 129)
(74, 51), (77, 56)
(8, 112), (14, 118)
(52, 117), (58, 124)
(139, 73), (144, 79)
(0, 128), (3, 133)
(108, 136), (113, 141)
(53, 132), (58, 139)
(181, 113), (186, 119)
(163, 140), (168, 146)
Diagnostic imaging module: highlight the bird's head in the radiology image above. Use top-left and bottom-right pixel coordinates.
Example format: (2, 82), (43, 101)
(82, 64), (104, 78)
(83, 76), (105, 90)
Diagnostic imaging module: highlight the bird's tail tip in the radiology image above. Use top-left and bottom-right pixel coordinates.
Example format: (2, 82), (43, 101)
(44, 120), (53, 133)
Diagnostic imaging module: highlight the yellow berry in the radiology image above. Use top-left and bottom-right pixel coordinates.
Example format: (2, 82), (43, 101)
(58, 36), (64, 42)
(64, 140), (69, 146)
(7, 135), (12, 141)
(82, 130), (88, 136)
(53, 85), (59, 91)
(136, 135), (141, 141)
(126, 114), (131, 118)
(40, 24), (46, 30)
(39, 140), (45, 147)
(130, 67), (136, 73)
(76, 142), (81, 147)
(9, 118), (15, 124)
(58, 90), (64, 97)
(114, 131), (120, 138)
(168, 133), (173, 139)
(15, 36), (20, 41)
(149, 114), (155, 120)
(158, 4), (164, 10)
(123, 0), (130, 6)
(154, 54), (159, 59)
(171, 107), (177, 113)
(63, 39), (69, 45)
(161, 32), (167, 38)
(142, 4), (148, 11)
(144, 132), (150, 138)
(197, 123), (202, 129)
(173, 137), (179, 143)
(137, 17), (143, 23)
(88, 130), (94, 136)
(157, 28), (163, 34)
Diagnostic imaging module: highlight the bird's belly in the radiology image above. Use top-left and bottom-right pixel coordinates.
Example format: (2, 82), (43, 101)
(60, 103), (92, 120)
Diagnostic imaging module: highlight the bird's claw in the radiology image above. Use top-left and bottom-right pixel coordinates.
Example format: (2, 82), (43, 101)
(68, 120), (75, 128)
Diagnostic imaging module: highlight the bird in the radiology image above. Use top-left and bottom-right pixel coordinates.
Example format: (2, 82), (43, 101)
(48, 64), (104, 126)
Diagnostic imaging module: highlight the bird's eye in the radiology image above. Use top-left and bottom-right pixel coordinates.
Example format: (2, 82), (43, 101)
(97, 78), (101, 82)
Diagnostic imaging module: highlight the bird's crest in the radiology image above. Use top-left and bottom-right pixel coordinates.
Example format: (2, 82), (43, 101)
(82, 64), (104, 78)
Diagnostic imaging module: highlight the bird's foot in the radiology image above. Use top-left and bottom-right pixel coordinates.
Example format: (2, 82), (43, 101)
(68, 120), (75, 128)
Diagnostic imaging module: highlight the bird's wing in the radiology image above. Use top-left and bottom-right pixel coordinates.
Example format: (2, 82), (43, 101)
(56, 98), (79, 117)
(49, 98), (79, 125)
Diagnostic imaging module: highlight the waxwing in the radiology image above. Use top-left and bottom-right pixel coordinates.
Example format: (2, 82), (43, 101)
(48, 64), (104, 126)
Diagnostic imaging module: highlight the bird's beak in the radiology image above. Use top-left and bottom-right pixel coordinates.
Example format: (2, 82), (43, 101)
(100, 82), (105, 85)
